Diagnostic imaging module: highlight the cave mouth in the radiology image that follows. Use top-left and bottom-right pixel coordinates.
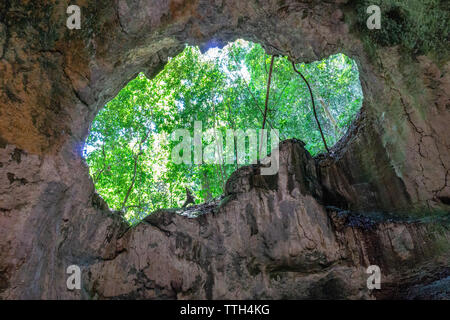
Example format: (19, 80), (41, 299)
(83, 39), (363, 224)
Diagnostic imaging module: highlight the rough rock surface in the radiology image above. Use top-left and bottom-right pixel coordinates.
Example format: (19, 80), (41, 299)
(0, 0), (449, 299)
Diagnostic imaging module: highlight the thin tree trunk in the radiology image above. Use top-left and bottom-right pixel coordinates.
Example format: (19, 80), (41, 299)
(319, 98), (342, 137)
(227, 104), (239, 170)
(214, 131), (225, 191)
(121, 128), (151, 210)
(121, 154), (138, 210)
(93, 141), (107, 184)
(261, 56), (275, 133)
(211, 101), (226, 191)
(229, 50), (282, 141)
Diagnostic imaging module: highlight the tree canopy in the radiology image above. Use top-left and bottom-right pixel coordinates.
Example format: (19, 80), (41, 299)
(84, 40), (363, 224)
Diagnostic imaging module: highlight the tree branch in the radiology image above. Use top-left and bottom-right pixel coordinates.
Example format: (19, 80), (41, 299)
(262, 55), (275, 132)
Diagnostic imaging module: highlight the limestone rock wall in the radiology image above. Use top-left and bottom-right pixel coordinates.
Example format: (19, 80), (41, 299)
(84, 141), (450, 299)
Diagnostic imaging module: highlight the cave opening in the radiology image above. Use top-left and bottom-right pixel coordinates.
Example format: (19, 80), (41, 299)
(83, 39), (363, 224)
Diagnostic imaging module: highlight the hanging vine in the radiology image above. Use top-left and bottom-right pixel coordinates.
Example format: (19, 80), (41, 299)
(291, 60), (330, 152)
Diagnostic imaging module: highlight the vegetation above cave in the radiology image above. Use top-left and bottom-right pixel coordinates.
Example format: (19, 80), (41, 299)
(84, 40), (363, 224)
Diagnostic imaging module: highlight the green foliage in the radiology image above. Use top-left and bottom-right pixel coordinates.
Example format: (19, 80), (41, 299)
(85, 40), (363, 224)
